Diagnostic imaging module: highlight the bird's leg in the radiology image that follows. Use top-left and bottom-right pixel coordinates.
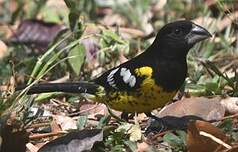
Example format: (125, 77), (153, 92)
(121, 112), (129, 120)
(121, 112), (135, 121)
(145, 113), (203, 135)
(145, 112), (168, 135)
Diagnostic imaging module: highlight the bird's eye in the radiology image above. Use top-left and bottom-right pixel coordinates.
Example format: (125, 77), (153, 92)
(173, 28), (183, 36)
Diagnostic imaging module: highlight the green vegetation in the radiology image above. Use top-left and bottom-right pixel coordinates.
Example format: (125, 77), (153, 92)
(0, 0), (238, 151)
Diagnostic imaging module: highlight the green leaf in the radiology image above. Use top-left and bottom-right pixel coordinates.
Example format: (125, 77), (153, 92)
(218, 118), (233, 133)
(77, 115), (88, 130)
(68, 11), (83, 39)
(34, 92), (62, 102)
(97, 115), (111, 129)
(98, 50), (106, 64)
(175, 130), (187, 146)
(64, 0), (76, 11)
(124, 140), (137, 152)
(231, 131), (238, 142)
(116, 123), (132, 133)
(205, 82), (219, 92)
(163, 132), (184, 148)
(68, 12), (79, 32)
(68, 44), (86, 76)
(103, 30), (125, 44)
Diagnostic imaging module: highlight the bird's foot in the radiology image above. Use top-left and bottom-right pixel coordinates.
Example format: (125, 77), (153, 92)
(145, 113), (168, 135)
(121, 112), (135, 121)
(145, 113), (203, 135)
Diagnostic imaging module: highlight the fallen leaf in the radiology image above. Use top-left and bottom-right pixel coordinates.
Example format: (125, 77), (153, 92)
(128, 124), (142, 142)
(163, 131), (186, 150)
(187, 120), (231, 152)
(76, 115), (88, 130)
(116, 123), (133, 133)
(157, 97), (225, 121)
(53, 115), (77, 130)
(0, 40), (8, 59)
(79, 102), (109, 118)
(193, 11), (238, 33)
(38, 129), (103, 152)
(9, 19), (65, 50)
(100, 13), (126, 27)
(51, 118), (62, 133)
(220, 97), (238, 114)
(152, 0), (167, 11)
(223, 145), (238, 152)
(136, 142), (149, 152)
(26, 143), (39, 152)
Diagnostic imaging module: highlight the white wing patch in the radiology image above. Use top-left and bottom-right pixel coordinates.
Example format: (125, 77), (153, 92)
(120, 68), (136, 87)
(107, 67), (137, 88)
(107, 68), (119, 88)
(128, 75), (136, 87)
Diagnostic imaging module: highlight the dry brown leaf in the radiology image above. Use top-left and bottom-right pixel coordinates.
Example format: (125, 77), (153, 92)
(38, 129), (103, 152)
(204, 0), (217, 6)
(136, 142), (150, 152)
(53, 115), (77, 130)
(217, 11), (238, 32)
(137, 113), (147, 122)
(26, 143), (39, 152)
(128, 124), (142, 142)
(157, 97), (225, 121)
(192, 16), (215, 28)
(100, 14), (126, 27)
(0, 40), (8, 59)
(193, 11), (238, 33)
(79, 102), (109, 117)
(46, 0), (66, 8)
(118, 27), (145, 37)
(50, 118), (62, 133)
(0, 25), (15, 39)
(220, 97), (238, 114)
(187, 120), (231, 152)
(119, 51), (128, 63)
(9, 19), (65, 51)
(223, 145), (238, 152)
(152, 0), (167, 11)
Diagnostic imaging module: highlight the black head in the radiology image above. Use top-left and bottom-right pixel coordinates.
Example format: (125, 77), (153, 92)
(152, 20), (212, 59)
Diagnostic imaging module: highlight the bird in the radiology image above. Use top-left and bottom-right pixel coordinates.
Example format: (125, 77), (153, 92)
(16, 20), (211, 116)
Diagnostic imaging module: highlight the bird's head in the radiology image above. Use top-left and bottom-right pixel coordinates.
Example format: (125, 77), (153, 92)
(153, 20), (212, 59)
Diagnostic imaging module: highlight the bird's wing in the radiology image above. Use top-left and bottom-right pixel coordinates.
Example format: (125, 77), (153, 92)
(94, 61), (155, 92)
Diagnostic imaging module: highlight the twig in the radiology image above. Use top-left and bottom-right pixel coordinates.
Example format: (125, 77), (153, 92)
(199, 131), (232, 149)
(49, 73), (70, 83)
(209, 113), (238, 123)
(68, 103), (100, 117)
(26, 122), (50, 129)
(148, 130), (169, 141)
(29, 131), (67, 139)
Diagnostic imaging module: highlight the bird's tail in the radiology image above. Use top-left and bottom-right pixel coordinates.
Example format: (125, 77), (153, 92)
(16, 82), (102, 95)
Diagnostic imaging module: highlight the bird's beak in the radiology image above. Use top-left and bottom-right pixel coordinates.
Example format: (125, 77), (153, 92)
(187, 23), (212, 45)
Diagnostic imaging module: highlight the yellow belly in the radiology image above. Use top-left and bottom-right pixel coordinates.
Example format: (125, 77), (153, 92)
(97, 79), (176, 113)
